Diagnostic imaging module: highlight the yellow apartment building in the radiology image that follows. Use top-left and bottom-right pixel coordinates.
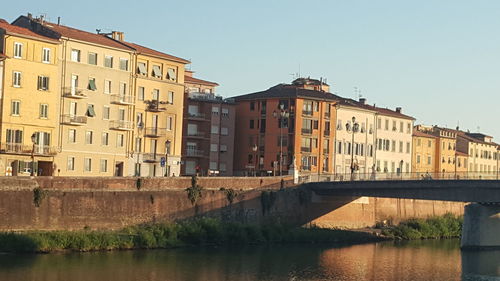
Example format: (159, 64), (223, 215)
(13, 15), (136, 176)
(120, 41), (189, 177)
(0, 19), (60, 176)
(412, 130), (436, 175)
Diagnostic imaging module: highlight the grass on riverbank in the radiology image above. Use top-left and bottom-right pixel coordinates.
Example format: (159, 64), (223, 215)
(0, 218), (384, 253)
(381, 213), (462, 240)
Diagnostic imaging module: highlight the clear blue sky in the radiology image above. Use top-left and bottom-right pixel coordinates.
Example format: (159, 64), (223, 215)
(4, 0), (500, 139)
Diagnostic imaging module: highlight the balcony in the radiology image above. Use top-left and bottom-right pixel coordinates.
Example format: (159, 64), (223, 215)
(187, 112), (209, 121)
(186, 132), (207, 139)
(142, 153), (161, 163)
(144, 127), (166, 138)
(145, 100), (166, 112)
(109, 120), (133, 131)
(301, 147), (311, 153)
(110, 94), (134, 105)
(185, 149), (206, 158)
(61, 114), (87, 125)
(0, 143), (58, 156)
(302, 110), (313, 116)
(301, 128), (312, 135)
(63, 87), (87, 99)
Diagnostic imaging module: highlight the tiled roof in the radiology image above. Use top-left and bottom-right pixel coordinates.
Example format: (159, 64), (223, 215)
(232, 84), (342, 101)
(456, 151), (468, 157)
(185, 75), (219, 87)
(43, 22), (134, 51)
(124, 42), (190, 64)
(0, 19), (59, 42)
(360, 104), (415, 120)
(413, 130), (436, 138)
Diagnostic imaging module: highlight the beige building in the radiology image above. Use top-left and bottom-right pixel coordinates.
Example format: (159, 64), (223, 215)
(14, 15), (135, 176)
(0, 19), (61, 176)
(457, 132), (498, 177)
(412, 129), (436, 175)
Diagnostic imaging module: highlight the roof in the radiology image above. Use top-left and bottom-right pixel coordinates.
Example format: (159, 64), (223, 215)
(124, 42), (190, 64)
(0, 19), (59, 43)
(232, 84), (342, 102)
(184, 75), (219, 87)
(359, 104), (415, 120)
(456, 151), (468, 157)
(43, 22), (134, 51)
(413, 130), (436, 138)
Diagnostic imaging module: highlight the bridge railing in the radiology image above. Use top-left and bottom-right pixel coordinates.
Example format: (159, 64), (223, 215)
(298, 171), (500, 183)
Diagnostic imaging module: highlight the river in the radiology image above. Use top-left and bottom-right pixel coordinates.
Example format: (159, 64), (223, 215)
(0, 239), (498, 281)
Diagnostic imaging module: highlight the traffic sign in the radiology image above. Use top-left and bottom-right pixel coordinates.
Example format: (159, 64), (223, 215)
(160, 157), (166, 167)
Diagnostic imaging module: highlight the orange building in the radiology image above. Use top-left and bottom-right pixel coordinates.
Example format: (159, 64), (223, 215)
(232, 78), (336, 176)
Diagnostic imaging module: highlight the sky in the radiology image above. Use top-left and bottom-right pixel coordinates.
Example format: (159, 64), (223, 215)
(4, 0), (500, 139)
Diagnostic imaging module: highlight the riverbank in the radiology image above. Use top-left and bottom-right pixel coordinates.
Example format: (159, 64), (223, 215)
(380, 213), (462, 240)
(0, 218), (385, 253)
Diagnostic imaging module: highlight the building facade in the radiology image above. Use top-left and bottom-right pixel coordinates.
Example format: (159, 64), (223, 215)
(411, 129), (436, 175)
(457, 132), (498, 177)
(0, 19), (60, 176)
(232, 78), (336, 176)
(182, 71), (235, 176)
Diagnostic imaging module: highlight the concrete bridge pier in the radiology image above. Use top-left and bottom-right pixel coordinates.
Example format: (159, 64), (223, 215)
(461, 203), (500, 249)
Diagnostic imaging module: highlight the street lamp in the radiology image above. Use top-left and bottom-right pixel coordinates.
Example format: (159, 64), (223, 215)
(273, 104), (289, 177)
(252, 144), (258, 177)
(30, 133), (36, 176)
(345, 117), (359, 180)
(164, 140), (171, 177)
(400, 160), (404, 179)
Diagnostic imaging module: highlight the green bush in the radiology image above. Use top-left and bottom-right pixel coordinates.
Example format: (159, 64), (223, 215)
(382, 213), (463, 240)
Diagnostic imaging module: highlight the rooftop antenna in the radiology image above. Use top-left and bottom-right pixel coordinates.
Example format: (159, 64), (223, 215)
(96, 29), (101, 34)
(298, 63), (301, 78)
(354, 87), (359, 99)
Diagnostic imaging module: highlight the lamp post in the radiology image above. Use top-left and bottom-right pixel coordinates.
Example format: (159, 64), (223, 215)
(400, 160), (404, 180)
(164, 140), (171, 177)
(30, 133), (36, 176)
(273, 104), (289, 177)
(345, 117), (359, 180)
(252, 144), (258, 177)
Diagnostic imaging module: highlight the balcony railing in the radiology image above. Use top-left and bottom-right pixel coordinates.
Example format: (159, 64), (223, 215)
(0, 143), (58, 156)
(187, 132), (206, 138)
(301, 147), (311, 153)
(142, 153), (161, 163)
(145, 100), (166, 112)
(61, 114), (87, 125)
(144, 127), (166, 138)
(302, 110), (313, 116)
(186, 149), (205, 157)
(301, 128), (312, 135)
(187, 112), (208, 120)
(110, 94), (134, 105)
(109, 120), (133, 131)
(62, 87), (87, 99)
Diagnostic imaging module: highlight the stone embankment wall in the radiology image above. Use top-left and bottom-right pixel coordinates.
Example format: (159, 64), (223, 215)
(0, 176), (465, 231)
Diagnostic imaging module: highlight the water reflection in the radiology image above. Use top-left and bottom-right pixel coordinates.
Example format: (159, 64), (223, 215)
(0, 240), (498, 281)
(462, 249), (500, 280)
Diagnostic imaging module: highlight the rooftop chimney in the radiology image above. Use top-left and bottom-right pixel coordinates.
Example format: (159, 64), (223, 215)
(359, 97), (366, 104)
(111, 31), (124, 41)
(396, 107), (402, 113)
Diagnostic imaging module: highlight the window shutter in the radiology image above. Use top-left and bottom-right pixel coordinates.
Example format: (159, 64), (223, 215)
(37, 76), (42, 90)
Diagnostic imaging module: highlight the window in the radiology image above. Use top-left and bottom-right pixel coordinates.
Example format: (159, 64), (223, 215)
(119, 82), (127, 95)
(13, 71), (21, 87)
(417, 155), (421, 164)
(103, 106), (110, 120)
(117, 134), (124, 147)
(100, 159), (108, 172)
(119, 58), (128, 71)
(407, 123), (412, 134)
(86, 104), (96, 117)
(118, 108), (126, 121)
(167, 68), (176, 81)
(211, 125), (219, 134)
(85, 131), (93, 144)
(385, 119), (389, 130)
(377, 118), (382, 129)
(221, 127), (228, 135)
(104, 56), (113, 68)
(220, 144), (228, 152)
(67, 157), (75, 171)
(11, 100), (20, 116)
(249, 120), (254, 129)
(166, 116), (173, 131)
(135, 137), (142, 152)
(102, 132), (109, 145)
(212, 106), (219, 114)
(88, 77), (97, 91)
(399, 122), (404, 133)
(14, 42), (23, 58)
(152, 65), (162, 78)
(209, 161), (217, 170)
(399, 141), (403, 153)
(250, 102), (255, 111)
(219, 162), (227, 172)
(71, 49), (81, 62)
(84, 158), (92, 172)
(222, 108), (229, 117)
(42, 48), (51, 63)
(406, 142), (411, 153)
(138, 87), (145, 100)
(37, 76), (50, 91)
(104, 80), (111, 94)
(39, 104), (48, 118)
(137, 62), (147, 75)
(137, 113), (143, 127)
(391, 140), (396, 152)
(88, 52), (97, 65)
(68, 129), (76, 143)
(152, 89), (159, 100)
(211, 144), (218, 152)
(427, 156), (432, 165)
(167, 91), (174, 104)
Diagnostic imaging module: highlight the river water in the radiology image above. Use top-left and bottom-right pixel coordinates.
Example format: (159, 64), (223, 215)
(0, 239), (498, 281)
